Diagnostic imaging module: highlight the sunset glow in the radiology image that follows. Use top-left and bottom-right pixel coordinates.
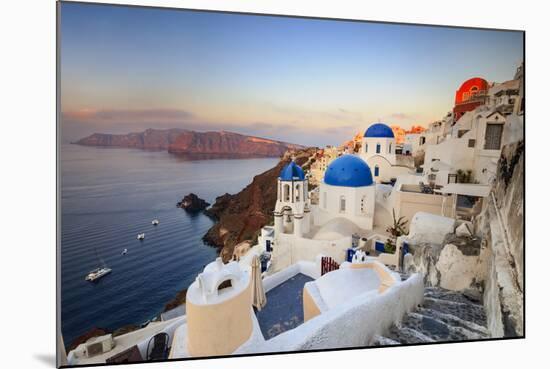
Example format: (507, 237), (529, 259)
(60, 2), (523, 146)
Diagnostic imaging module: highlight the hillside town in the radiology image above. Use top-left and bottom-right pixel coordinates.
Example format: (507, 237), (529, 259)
(61, 63), (524, 365)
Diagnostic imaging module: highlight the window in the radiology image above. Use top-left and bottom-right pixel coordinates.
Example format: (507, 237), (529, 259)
(376, 143), (381, 154)
(484, 123), (503, 150)
(283, 184), (290, 201)
(468, 139), (476, 148)
(364, 143), (368, 153)
(339, 196), (346, 212)
(374, 165), (380, 177)
(295, 184), (300, 202)
(360, 195), (367, 214)
(419, 136), (426, 145)
(389, 143), (392, 153)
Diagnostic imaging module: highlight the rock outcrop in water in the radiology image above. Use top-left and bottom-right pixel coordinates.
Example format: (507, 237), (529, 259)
(177, 193), (210, 212)
(203, 147), (317, 262)
(75, 129), (304, 158)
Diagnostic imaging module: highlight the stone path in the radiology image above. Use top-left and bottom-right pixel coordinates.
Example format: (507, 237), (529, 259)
(373, 286), (490, 345)
(256, 273), (313, 340)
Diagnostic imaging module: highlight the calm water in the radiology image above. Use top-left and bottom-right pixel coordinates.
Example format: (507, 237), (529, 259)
(60, 144), (277, 345)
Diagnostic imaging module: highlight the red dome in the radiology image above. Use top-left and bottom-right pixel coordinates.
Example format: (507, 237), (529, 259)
(454, 77), (489, 105)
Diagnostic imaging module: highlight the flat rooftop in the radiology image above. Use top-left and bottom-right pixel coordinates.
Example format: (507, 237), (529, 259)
(255, 273), (313, 340)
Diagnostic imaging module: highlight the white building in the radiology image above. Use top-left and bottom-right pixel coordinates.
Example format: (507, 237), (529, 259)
(270, 155), (383, 272)
(316, 154), (376, 231)
(424, 106), (521, 187)
(358, 122), (415, 183)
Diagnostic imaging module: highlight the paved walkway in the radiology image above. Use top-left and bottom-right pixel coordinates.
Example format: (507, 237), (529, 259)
(256, 273), (313, 340)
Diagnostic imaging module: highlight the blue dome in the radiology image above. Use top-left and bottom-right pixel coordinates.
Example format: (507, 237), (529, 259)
(279, 161), (305, 181)
(364, 123), (394, 138)
(323, 155), (374, 187)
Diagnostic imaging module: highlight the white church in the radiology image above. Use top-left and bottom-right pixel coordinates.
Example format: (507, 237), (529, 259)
(358, 122), (414, 183)
(274, 155), (376, 238)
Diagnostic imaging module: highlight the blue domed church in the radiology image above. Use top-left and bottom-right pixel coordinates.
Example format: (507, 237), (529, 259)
(316, 155), (376, 231)
(359, 122), (413, 183)
(274, 155), (376, 239)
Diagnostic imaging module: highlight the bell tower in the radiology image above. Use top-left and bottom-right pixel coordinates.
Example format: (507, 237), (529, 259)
(274, 159), (310, 237)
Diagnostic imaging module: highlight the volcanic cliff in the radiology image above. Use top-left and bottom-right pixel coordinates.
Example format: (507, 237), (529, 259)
(75, 129), (304, 157)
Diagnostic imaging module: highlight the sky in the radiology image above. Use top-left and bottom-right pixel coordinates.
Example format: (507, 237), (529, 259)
(60, 2), (524, 146)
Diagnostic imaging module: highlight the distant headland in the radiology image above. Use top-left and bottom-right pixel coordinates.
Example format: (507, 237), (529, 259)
(74, 128), (305, 158)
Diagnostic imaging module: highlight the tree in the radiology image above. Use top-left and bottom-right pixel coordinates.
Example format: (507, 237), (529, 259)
(384, 209), (408, 254)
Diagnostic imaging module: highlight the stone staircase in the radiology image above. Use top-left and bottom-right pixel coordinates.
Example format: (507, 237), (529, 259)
(373, 286), (490, 345)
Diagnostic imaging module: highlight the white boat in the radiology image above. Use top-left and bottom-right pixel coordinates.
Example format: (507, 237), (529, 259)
(86, 246), (111, 282)
(137, 233), (145, 240)
(85, 267), (112, 282)
(152, 219), (160, 225)
(122, 248), (128, 255)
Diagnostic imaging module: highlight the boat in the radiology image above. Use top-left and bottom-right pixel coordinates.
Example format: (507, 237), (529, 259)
(85, 267), (112, 282)
(137, 233), (145, 240)
(85, 246), (112, 282)
(152, 219), (159, 226)
(122, 248), (128, 255)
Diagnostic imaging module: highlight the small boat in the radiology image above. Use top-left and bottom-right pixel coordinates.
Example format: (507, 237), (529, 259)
(137, 233), (145, 240)
(122, 248), (128, 255)
(152, 219), (160, 226)
(85, 267), (112, 282)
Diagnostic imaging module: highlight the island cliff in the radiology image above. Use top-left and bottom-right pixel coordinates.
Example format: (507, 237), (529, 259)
(203, 147), (317, 261)
(75, 129), (304, 157)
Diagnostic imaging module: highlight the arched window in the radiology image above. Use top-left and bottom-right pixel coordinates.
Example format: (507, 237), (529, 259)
(284, 184), (290, 201)
(339, 196), (346, 212)
(374, 165), (380, 177)
(389, 143), (392, 154)
(364, 143), (368, 153)
(376, 143), (381, 154)
(295, 184), (301, 202)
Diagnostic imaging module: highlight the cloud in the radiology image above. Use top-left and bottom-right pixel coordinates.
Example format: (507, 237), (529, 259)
(62, 108), (195, 124)
(389, 112), (414, 120)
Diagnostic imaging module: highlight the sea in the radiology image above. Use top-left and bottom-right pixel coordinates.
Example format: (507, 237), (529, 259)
(60, 143), (278, 346)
